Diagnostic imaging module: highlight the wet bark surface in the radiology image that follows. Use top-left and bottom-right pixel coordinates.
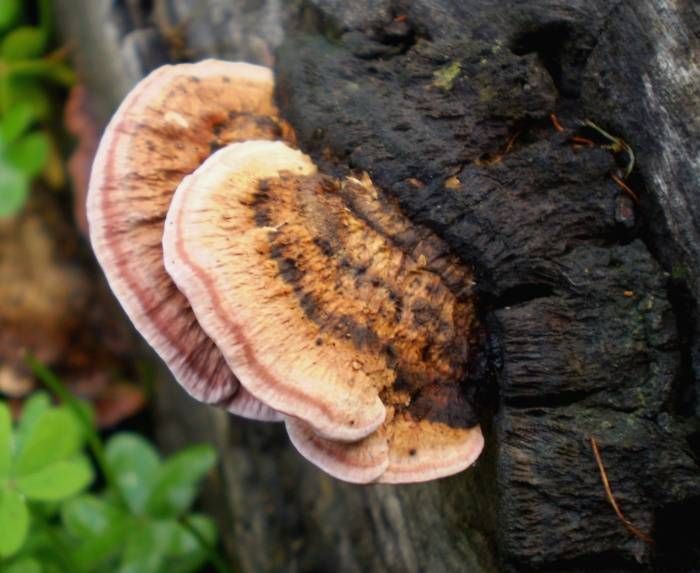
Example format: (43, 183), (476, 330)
(55, 0), (700, 570)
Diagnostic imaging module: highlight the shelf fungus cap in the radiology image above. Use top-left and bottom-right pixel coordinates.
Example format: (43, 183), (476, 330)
(286, 414), (484, 484)
(163, 140), (484, 470)
(87, 60), (295, 421)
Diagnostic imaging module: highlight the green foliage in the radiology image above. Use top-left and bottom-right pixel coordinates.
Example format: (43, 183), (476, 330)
(0, 0), (75, 218)
(0, 375), (223, 573)
(0, 398), (92, 559)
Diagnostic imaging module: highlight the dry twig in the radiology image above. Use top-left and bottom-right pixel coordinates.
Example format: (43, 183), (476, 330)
(589, 436), (654, 545)
(611, 173), (640, 204)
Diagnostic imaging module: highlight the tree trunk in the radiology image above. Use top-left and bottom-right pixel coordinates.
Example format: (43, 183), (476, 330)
(56, 0), (700, 570)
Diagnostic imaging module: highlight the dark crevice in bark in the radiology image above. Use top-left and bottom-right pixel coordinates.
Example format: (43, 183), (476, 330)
(666, 276), (698, 418)
(519, 552), (644, 573)
(488, 283), (555, 310)
(637, 190), (700, 423)
(509, 21), (571, 97)
(687, 430), (700, 462)
(503, 387), (606, 409)
(654, 496), (700, 570)
(617, 155), (699, 422)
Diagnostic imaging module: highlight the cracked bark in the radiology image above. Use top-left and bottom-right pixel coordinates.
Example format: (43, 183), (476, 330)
(56, 0), (700, 570)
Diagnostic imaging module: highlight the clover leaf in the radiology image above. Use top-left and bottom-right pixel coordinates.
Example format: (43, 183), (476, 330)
(0, 400), (93, 559)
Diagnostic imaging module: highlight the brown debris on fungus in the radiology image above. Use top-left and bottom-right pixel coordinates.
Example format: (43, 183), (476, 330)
(87, 60), (295, 421)
(163, 139), (484, 479)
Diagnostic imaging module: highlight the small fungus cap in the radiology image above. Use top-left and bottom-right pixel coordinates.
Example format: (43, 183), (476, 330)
(163, 140), (483, 459)
(87, 60), (294, 421)
(286, 416), (484, 484)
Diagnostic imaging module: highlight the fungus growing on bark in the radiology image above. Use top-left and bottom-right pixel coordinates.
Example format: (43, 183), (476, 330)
(163, 140), (484, 481)
(87, 60), (295, 420)
(89, 58), (484, 482)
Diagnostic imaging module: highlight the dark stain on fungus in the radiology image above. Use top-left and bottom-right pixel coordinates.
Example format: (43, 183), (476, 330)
(256, 172), (478, 429)
(252, 115), (284, 137)
(410, 383), (479, 428)
(252, 182), (272, 227)
(313, 236), (334, 257)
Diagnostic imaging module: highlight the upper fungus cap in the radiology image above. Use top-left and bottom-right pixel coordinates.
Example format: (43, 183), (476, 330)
(87, 60), (295, 421)
(163, 140), (484, 472)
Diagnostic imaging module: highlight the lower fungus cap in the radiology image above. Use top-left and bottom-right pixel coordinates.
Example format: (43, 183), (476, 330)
(87, 60), (295, 421)
(163, 140), (482, 461)
(286, 416), (484, 484)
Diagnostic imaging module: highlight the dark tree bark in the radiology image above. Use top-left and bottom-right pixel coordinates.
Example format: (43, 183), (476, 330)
(56, 0), (700, 570)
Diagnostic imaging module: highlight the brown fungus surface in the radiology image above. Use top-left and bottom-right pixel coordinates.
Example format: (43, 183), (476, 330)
(87, 60), (295, 420)
(163, 140), (484, 477)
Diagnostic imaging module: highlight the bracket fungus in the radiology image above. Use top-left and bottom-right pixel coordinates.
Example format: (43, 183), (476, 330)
(88, 60), (484, 483)
(87, 60), (293, 421)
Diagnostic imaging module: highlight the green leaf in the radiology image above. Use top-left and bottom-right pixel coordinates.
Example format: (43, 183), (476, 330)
(62, 494), (121, 538)
(168, 515), (216, 557)
(14, 407), (83, 476)
(159, 516), (216, 573)
(15, 391), (51, 452)
(6, 130), (50, 177)
(64, 496), (128, 569)
(5, 79), (51, 120)
(0, 401), (12, 477)
(71, 527), (127, 571)
(105, 433), (160, 515)
(1, 27), (46, 61)
(146, 445), (216, 517)
(42, 62), (75, 87)
(4, 557), (42, 573)
(118, 521), (173, 573)
(163, 516), (216, 573)
(17, 456), (93, 501)
(0, 0), (20, 32)
(0, 485), (29, 557)
(0, 160), (28, 218)
(6, 60), (76, 87)
(1, 103), (35, 143)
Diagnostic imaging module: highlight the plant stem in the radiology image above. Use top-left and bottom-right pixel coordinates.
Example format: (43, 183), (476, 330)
(25, 355), (128, 509)
(180, 515), (236, 573)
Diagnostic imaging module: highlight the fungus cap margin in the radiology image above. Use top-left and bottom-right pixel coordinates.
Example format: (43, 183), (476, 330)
(87, 60), (286, 421)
